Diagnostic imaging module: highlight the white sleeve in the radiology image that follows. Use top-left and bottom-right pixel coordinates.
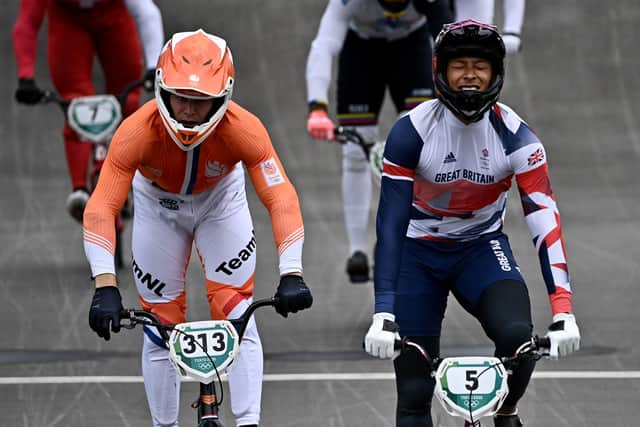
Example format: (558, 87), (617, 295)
(84, 232), (116, 277)
(125, 0), (165, 69)
(454, 0), (495, 24)
(503, 0), (525, 35)
(305, 0), (351, 105)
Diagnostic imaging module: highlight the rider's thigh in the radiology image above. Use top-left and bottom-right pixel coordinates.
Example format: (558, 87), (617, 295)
(194, 166), (257, 319)
(47, 3), (94, 97)
(475, 279), (533, 356)
(131, 172), (193, 307)
(94, 1), (143, 99)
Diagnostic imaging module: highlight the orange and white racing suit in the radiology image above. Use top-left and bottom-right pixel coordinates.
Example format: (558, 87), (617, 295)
(83, 99), (305, 426)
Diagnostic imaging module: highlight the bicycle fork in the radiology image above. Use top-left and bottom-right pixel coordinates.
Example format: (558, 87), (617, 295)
(193, 382), (224, 427)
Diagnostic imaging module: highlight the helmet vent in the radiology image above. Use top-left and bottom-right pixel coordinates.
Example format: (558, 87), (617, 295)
(203, 59), (212, 66)
(181, 55), (190, 64)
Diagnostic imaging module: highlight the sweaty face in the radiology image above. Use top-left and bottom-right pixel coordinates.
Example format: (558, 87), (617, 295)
(446, 57), (492, 92)
(169, 92), (214, 128)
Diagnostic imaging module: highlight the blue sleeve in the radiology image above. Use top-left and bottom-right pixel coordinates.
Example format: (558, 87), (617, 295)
(374, 116), (423, 314)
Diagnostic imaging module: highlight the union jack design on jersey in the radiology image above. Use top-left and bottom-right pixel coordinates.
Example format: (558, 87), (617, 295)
(375, 100), (572, 315)
(527, 148), (545, 166)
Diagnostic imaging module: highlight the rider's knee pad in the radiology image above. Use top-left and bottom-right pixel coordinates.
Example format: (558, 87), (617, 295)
(494, 321), (533, 357)
(395, 349), (435, 414)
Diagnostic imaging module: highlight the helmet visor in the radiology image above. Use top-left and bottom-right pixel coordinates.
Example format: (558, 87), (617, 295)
(441, 20), (499, 39)
(161, 89), (228, 127)
(436, 20), (505, 71)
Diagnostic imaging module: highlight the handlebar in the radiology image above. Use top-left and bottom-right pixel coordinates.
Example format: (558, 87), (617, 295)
(333, 126), (374, 158)
(118, 296), (279, 344)
(41, 78), (146, 112)
(228, 297), (278, 339)
(119, 309), (171, 341)
(395, 335), (551, 372)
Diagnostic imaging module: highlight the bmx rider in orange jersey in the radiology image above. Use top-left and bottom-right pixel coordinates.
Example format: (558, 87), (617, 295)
(84, 29), (313, 427)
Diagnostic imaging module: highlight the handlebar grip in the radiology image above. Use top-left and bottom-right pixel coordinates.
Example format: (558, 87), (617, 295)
(361, 339), (404, 351)
(536, 336), (551, 350)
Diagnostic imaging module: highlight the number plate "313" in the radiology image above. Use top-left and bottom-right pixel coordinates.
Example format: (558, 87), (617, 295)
(168, 320), (240, 384)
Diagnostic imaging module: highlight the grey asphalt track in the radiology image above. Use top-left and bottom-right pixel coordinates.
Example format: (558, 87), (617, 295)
(1, 1), (639, 426)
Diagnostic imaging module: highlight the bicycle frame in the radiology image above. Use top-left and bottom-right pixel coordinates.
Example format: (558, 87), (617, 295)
(120, 297), (277, 427)
(397, 336), (550, 426)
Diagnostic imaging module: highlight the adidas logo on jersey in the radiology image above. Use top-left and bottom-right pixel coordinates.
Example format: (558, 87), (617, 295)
(443, 152), (457, 163)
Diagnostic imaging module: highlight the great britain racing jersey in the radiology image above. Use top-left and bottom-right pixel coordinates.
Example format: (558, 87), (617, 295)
(83, 100), (305, 277)
(375, 99), (572, 316)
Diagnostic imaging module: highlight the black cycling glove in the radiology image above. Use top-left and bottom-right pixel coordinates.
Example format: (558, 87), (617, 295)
(273, 275), (313, 318)
(89, 286), (124, 341)
(15, 78), (45, 104)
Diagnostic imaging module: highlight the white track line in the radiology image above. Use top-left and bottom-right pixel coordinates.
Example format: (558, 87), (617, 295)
(1, 371), (639, 385)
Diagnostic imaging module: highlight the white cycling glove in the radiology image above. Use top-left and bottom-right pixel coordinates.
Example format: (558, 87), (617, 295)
(545, 313), (581, 359)
(502, 33), (522, 54)
(364, 312), (400, 359)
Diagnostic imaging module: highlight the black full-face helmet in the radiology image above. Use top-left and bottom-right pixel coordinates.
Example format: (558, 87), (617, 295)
(377, 0), (411, 17)
(433, 19), (506, 123)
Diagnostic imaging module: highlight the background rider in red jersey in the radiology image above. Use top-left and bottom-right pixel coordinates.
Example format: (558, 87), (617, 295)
(12, 0), (164, 222)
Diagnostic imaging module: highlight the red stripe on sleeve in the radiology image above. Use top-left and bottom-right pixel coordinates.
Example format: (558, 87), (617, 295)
(382, 161), (413, 179)
(549, 287), (573, 315)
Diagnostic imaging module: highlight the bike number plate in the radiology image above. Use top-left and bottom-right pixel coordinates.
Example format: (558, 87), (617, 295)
(434, 356), (509, 422)
(369, 141), (385, 184)
(67, 94), (122, 143)
(169, 320), (239, 384)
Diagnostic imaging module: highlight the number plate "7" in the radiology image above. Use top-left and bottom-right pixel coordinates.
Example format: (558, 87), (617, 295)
(67, 95), (122, 144)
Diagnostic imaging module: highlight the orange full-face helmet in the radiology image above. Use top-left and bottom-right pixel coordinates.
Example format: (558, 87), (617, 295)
(155, 29), (235, 151)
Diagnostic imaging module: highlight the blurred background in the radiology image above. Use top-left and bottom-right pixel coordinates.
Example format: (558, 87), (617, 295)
(1, 0), (639, 425)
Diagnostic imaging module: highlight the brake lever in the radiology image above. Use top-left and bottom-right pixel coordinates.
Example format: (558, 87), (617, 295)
(119, 309), (138, 330)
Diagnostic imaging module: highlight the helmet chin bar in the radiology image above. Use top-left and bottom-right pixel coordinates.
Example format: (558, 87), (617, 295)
(435, 73), (504, 124)
(432, 20), (506, 124)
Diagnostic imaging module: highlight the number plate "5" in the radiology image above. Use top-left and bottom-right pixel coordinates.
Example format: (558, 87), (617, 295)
(434, 356), (509, 423)
(168, 320), (240, 384)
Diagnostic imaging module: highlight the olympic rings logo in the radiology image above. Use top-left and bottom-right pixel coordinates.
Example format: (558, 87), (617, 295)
(196, 360), (214, 371)
(461, 398), (481, 408)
